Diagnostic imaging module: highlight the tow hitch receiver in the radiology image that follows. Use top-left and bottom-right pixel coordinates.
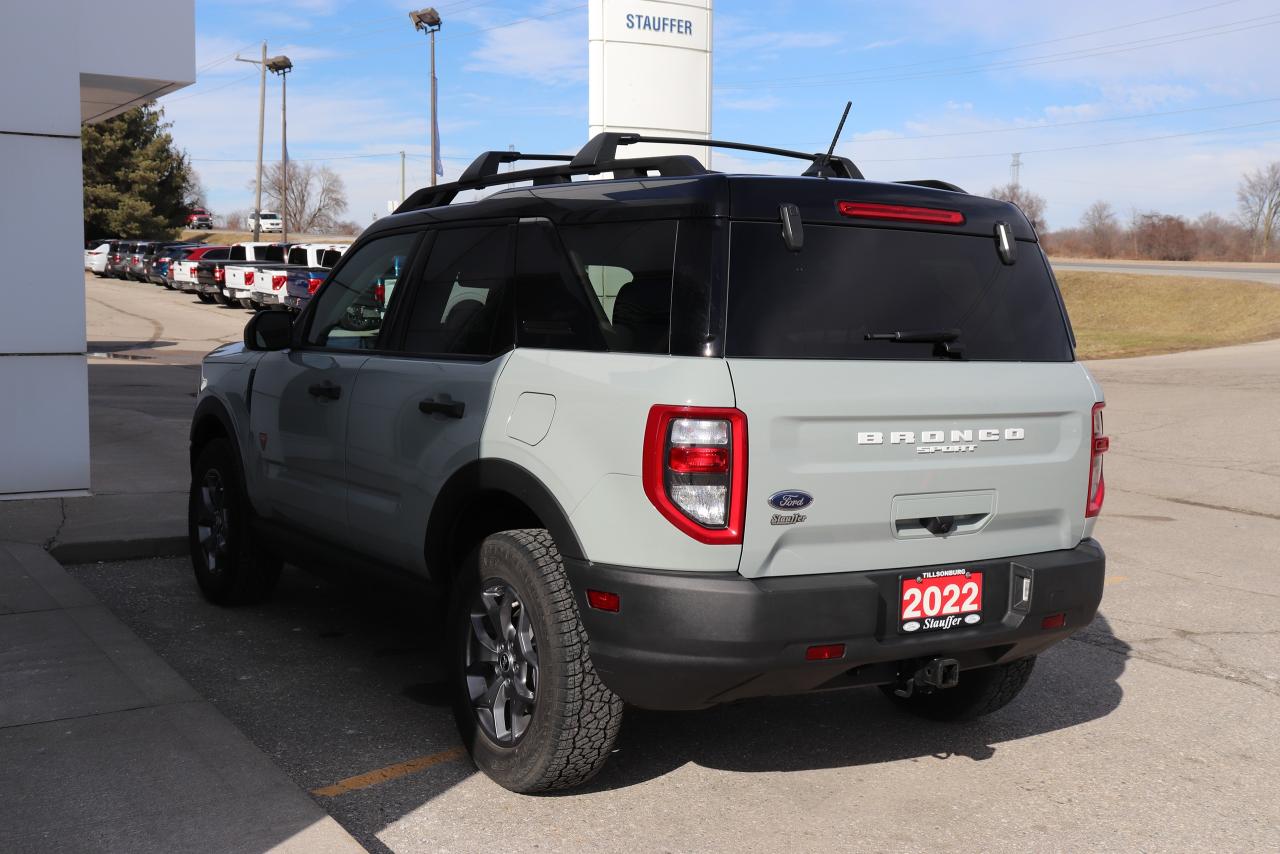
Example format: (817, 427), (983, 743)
(892, 657), (961, 698)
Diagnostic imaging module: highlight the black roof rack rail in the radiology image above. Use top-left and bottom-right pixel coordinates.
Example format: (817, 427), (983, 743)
(896, 179), (967, 193)
(396, 153), (707, 213)
(571, 132), (864, 179)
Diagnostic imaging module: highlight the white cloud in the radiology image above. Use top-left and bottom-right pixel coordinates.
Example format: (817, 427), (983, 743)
(462, 7), (588, 85)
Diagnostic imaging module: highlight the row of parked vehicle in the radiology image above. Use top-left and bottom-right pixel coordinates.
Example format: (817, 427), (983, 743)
(84, 238), (348, 312)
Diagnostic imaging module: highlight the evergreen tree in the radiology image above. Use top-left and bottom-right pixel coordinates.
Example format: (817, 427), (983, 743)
(82, 105), (196, 238)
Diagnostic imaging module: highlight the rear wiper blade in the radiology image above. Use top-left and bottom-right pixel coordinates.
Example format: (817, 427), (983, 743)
(864, 328), (961, 344)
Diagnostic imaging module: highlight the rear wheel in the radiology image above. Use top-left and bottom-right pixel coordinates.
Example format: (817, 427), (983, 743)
(880, 656), (1036, 721)
(188, 438), (282, 606)
(450, 529), (623, 793)
(213, 292), (231, 305)
(239, 298), (255, 309)
(196, 293), (215, 303)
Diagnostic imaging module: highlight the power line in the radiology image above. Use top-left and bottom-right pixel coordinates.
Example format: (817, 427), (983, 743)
(717, 8), (1280, 91)
(782, 96), (1280, 147)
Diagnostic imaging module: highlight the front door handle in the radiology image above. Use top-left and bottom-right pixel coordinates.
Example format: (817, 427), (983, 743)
(308, 381), (342, 400)
(419, 397), (465, 418)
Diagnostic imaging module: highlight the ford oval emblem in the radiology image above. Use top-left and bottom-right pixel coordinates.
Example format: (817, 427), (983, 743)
(768, 490), (814, 511)
(964, 613), (982, 625)
(902, 621), (921, 633)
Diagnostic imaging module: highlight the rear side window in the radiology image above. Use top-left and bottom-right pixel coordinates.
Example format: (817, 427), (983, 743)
(514, 220), (607, 352)
(559, 220), (677, 355)
(400, 226), (514, 358)
(725, 222), (1072, 361)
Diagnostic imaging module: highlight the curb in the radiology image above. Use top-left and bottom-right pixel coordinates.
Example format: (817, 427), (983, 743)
(50, 535), (188, 564)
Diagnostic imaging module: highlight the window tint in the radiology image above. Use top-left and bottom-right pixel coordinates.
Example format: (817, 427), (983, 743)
(307, 232), (417, 350)
(204, 246), (229, 260)
(400, 226), (513, 358)
(229, 245), (246, 261)
(263, 245), (286, 262)
(725, 222), (1072, 361)
(288, 247), (305, 265)
(319, 249), (343, 268)
(514, 220), (607, 352)
(558, 220), (677, 355)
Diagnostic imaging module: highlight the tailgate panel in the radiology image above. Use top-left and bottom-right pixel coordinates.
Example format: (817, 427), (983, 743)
(728, 359), (1098, 578)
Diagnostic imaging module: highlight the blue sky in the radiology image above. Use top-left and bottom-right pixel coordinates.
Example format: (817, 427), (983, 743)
(163, 0), (1280, 231)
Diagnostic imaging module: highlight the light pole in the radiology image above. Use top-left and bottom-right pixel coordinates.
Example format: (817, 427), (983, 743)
(235, 42), (268, 240)
(409, 7), (442, 186)
(267, 55), (293, 242)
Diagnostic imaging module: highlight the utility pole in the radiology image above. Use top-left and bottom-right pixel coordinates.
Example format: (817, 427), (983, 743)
(237, 42), (268, 241)
(410, 9), (443, 186)
(400, 150), (406, 203)
(1010, 152), (1022, 189)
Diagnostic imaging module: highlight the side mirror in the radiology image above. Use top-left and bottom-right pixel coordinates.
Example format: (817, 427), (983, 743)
(244, 310), (293, 351)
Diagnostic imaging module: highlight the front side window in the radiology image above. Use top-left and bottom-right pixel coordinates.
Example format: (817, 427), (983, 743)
(399, 226), (514, 358)
(306, 232), (418, 350)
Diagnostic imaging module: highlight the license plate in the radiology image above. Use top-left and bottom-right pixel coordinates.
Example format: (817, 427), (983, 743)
(900, 569), (983, 633)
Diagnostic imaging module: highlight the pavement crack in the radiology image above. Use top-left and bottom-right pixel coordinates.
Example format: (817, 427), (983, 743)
(1069, 631), (1280, 697)
(1110, 487), (1280, 522)
(42, 498), (68, 552)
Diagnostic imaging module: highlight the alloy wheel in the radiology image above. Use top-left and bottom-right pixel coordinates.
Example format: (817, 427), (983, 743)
(465, 580), (539, 745)
(195, 469), (230, 575)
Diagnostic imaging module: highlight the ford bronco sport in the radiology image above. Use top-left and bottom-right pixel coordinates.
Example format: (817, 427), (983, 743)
(188, 133), (1107, 793)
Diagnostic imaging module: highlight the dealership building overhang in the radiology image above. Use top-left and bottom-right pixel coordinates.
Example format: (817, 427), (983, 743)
(0, 2), (195, 499)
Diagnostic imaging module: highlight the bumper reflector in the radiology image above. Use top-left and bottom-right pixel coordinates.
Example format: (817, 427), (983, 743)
(1041, 612), (1067, 630)
(805, 643), (846, 661)
(587, 589), (621, 613)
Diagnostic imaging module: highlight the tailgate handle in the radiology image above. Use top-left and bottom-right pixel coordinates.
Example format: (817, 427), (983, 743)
(923, 516), (956, 536)
(895, 513), (988, 538)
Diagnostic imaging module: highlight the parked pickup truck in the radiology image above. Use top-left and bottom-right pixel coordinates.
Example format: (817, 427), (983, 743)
(250, 243), (347, 309)
(221, 242), (292, 308)
(173, 245), (231, 300)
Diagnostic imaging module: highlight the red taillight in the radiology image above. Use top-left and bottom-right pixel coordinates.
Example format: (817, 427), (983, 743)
(642, 405), (748, 545)
(307, 277), (324, 295)
(837, 200), (966, 225)
(374, 283), (386, 305)
(805, 643), (846, 661)
(244, 271), (255, 285)
(271, 274), (286, 290)
(1086, 402), (1108, 518)
(214, 266), (224, 282)
(586, 590), (621, 612)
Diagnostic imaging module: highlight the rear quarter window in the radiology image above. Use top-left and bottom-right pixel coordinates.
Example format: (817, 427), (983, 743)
(725, 222), (1072, 362)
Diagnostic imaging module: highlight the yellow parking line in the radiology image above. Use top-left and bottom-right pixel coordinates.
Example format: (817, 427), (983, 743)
(310, 746), (468, 797)
(1105, 575), (1128, 585)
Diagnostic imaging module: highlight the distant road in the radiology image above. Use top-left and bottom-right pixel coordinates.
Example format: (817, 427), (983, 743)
(1051, 258), (1280, 287)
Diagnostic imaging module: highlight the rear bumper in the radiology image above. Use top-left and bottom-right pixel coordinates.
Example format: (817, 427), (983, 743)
(565, 539), (1105, 710)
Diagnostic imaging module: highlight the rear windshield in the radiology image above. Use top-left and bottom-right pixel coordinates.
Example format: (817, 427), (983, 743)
(229, 245), (246, 261)
(725, 222), (1072, 361)
(263, 245), (286, 262)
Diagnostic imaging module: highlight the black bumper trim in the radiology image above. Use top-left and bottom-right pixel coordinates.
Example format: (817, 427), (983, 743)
(565, 540), (1105, 710)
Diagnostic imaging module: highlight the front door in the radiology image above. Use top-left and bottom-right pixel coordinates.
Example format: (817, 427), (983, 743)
(248, 231), (421, 539)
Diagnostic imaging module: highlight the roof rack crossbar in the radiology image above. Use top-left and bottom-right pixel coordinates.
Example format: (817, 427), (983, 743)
(458, 151), (574, 185)
(395, 154), (708, 213)
(570, 132), (864, 180)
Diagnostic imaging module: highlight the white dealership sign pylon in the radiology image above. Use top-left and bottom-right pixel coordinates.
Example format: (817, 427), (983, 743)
(588, 0), (713, 166)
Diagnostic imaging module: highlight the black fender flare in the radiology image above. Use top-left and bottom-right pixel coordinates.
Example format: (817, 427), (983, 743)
(426, 458), (586, 571)
(189, 396), (238, 464)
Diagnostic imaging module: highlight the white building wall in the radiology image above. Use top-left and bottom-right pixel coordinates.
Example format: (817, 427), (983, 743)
(0, 1), (193, 499)
(588, 0), (713, 165)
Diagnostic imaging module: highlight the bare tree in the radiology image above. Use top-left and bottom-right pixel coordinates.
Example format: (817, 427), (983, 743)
(1237, 162), (1280, 255)
(224, 209), (246, 230)
(254, 162), (349, 235)
(185, 169), (209, 212)
(1133, 213), (1195, 261)
(987, 182), (1048, 233)
(1079, 201), (1117, 258)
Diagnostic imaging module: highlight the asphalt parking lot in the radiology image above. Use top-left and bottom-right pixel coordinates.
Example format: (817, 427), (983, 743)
(65, 271), (1280, 852)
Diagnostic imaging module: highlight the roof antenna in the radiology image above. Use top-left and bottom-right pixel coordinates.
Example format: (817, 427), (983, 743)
(815, 101), (852, 177)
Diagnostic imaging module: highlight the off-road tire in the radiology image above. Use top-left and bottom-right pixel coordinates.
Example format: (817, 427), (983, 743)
(881, 656), (1036, 722)
(188, 438), (282, 606)
(450, 529), (623, 793)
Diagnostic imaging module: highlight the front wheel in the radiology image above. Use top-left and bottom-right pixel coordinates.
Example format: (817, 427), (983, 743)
(188, 438), (282, 606)
(450, 529), (623, 793)
(880, 656), (1037, 721)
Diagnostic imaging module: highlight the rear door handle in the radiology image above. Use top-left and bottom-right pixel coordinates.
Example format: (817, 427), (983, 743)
(419, 397), (465, 418)
(308, 381), (342, 400)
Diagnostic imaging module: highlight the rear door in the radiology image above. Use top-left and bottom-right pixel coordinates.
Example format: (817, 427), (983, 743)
(723, 220), (1098, 578)
(344, 223), (515, 571)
